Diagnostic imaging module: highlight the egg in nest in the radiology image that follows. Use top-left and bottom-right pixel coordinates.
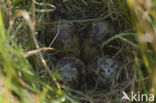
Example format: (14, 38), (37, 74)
(87, 55), (119, 87)
(46, 23), (80, 58)
(80, 20), (115, 63)
(55, 57), (86, 88)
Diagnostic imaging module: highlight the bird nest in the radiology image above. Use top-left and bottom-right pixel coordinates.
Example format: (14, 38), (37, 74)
(40, 0), (141, 102)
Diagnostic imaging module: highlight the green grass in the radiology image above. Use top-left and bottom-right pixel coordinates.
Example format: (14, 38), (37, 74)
(0, 0), (156, 103)
(0, 1), (67, 103)
(126, 0), (156, 96)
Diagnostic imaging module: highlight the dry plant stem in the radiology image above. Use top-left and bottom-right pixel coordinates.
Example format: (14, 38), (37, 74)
(49, 20), (60, 47)
(34, 1), (56, 13)
(32, 0), (35, 23)
(151, 68), (156, 95)
(24, 47), (54, 58)
(118, 36), (139, 48)
(118, 34), (152, 53)
(6, 0), (14, 35)
(7, 17), (15, 35)
(31, 0), (61, 89)
(127, 0), (156, 96)
(6, 0), (12, 16)
(80, 0), (88, 5)
(68, 89), (93, 103)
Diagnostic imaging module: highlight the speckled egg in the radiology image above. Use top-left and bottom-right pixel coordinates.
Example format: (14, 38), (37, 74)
(55, 57), (86, 88)
(87, 55), (119, 87)
(80, 20), (115, 63)
(46, 22), (80, 58)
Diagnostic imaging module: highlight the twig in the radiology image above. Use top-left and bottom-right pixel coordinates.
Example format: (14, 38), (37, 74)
(24, 47), (54, 58)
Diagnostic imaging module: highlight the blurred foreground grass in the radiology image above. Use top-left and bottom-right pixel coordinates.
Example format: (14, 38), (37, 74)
(0, 0), (156, 103)
(126, 0), (156, 96)
(0, 9), (68, 103)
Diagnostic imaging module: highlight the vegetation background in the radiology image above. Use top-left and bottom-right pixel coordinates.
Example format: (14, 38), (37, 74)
(0, 0), (156, 103)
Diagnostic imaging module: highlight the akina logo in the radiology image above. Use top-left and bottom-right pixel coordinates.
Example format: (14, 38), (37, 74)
(121, 91), (154, 102)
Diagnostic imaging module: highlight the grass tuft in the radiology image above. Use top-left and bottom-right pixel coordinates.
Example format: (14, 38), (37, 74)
(0, 0), (156, 103)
